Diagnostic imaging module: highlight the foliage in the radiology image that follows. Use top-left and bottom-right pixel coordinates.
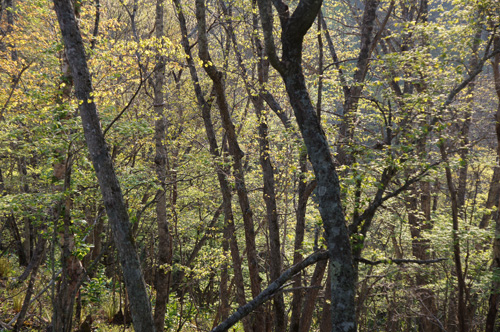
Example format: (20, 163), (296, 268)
(0, 0), (499, 330)
(0, 258), (11, 278)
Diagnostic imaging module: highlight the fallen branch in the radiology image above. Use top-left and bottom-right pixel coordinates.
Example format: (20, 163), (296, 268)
(0, 320), (13, 330)
(210, 250), (329, 332)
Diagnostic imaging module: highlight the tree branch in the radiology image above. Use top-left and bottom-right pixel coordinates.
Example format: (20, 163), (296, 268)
(210, 250), (329, 332)
(287, 0), (323, 40)
(256, 0), (285, 73)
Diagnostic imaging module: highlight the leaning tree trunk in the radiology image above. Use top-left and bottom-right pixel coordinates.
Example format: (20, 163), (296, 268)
(52, 1), (156, 331)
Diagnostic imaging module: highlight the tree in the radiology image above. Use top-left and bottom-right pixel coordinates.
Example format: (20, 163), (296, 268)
(52, 0), (156, 330)
(256, 0), (357, 330)
(2, 0), (500, 331)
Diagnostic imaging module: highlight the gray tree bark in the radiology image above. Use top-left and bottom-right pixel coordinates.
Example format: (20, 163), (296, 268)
(256, 0), (357, 330)
(485, 34), (500, 332)
(52, 1), (155, 331)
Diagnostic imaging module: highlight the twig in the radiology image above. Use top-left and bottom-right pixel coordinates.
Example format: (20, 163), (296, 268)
(0, 320), (13, 330)
(8, 269), (62, 326)
(102, 70), (151, 137)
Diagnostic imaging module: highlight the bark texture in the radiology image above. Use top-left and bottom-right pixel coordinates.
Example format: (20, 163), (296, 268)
(52, 1), (155, 331)
(152, 0), (173, 330)
(195, 0), (264, 328)
(257, 0), (357, 330)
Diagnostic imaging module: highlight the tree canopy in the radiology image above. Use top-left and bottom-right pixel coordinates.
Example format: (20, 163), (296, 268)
(0, 0), (500, 331)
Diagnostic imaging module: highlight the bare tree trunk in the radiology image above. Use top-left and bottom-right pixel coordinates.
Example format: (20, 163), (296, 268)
(254, 76), (285, 332)
(13, 233), (46, 331)
(335, 0), (380, 167)
(405, 181), (439, 332)
(52, 1), (156, 330)
(210, 251), (329, 332)
(290, 153), (316, 332)
(319, 269), (332, 332)
(479, 167), (500, 229)
(221, 0), (285, 325)
(52, 153), (84, 332)
(484, 214), (500, 332)
(83, 206), (104, 278)
(18, 158), (32, 264)
(6, 214), (27, 266)
(52, 14), (82, 327)
(298, 258), (328, 332)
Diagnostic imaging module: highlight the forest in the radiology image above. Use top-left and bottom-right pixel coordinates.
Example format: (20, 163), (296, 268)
(0, 0), (499, 331)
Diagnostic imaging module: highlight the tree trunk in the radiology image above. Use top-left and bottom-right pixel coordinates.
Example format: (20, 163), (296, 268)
(53, 153), (84, 332)
(152, 1), (173, 330)
(290, 153), (315, 332)
(13, 233), (46, 331)
(479, 167), (500, 229)
(6, 214), (28, 266)
(405, 183), (438, 332)
(298, 258), (328, 332)
(254, 78), (285, 332)
(440, 143), (467, 332)
(319, 269), (332, 332)
(257, 0), (357, 329)
(485, 35), (500, 332)
(336, 0), (380, 167)
(173, 2), (251, 329)
(195, 0), (264, 328)
(484, 213), (500, 332)
(52, 1), (156, 330)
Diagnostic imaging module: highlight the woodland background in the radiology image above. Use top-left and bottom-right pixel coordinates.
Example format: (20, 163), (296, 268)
(0, 0), (500, 331)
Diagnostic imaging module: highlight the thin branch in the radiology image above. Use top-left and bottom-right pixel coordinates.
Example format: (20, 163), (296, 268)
(8, 269), (62, 327)
(280, 285), (322, 293)
(210, 250), (329, 332)
(103, 70), (152, 137)
(442, 28), (500, 110)
(0, 60), (33, 120)
(369, 0), (394, 56)
(0, 319), (12, 330)
(90, 0), (100, 50)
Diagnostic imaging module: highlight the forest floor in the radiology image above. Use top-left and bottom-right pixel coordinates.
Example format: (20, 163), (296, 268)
(0, 256), (134, 331)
